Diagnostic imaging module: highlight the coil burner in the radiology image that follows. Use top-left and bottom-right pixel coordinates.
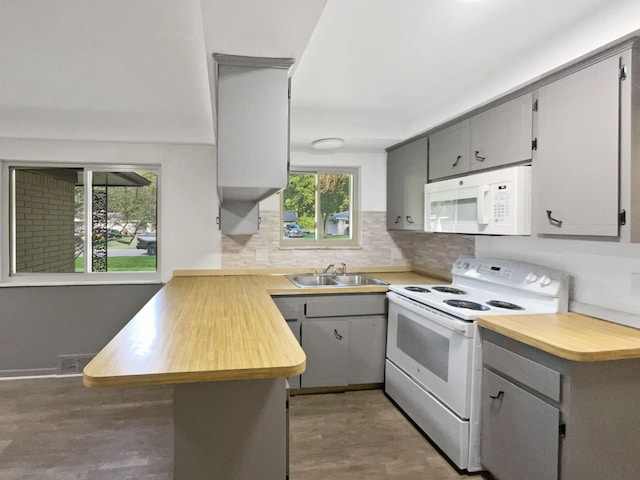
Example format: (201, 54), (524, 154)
(443, 299), (490, 311)
(486, 300), (524, 310)
(405, 286), (431, 293)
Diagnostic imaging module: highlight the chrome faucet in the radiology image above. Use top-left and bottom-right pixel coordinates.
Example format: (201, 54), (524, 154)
(323, 264), (335, 274)
(340, 263), (347, 275)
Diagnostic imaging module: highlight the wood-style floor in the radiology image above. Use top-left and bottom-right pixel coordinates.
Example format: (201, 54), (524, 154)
(0, 376), (490, 479)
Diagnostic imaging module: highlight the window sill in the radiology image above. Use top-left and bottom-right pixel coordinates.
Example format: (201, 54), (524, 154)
(0, 273), (162, 287)
(278, 245), (363, 251)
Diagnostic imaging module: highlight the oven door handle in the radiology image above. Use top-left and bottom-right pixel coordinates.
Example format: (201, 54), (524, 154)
(387, 292), (475, 336)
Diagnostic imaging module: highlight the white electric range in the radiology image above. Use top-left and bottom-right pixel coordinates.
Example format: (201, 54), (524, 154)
(385, 256), (569, 472)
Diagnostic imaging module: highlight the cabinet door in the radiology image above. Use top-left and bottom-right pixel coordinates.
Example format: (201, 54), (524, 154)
(387, 136), (428, 230)
(482, 368), (560, 480)
(300, 320), (349, 388)
(349, 315), (387, 384)
(428, 120), (470, 181)
(470, 93), (533, 172)
(273, 297), (304, 389)
(533, 55), (621, 236)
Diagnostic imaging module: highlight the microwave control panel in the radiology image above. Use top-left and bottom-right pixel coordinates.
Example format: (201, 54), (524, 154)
(490, 182), (512, 223)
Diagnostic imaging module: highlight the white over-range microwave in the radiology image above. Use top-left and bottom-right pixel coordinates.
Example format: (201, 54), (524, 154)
(424, 165), (531, 235)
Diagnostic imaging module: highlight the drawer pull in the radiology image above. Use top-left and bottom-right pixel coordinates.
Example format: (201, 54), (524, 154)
(452, 155), (462, 168)
(546, 210), (563, 227)
(489, 390), (504, 400)
(334, 329), (343, 340)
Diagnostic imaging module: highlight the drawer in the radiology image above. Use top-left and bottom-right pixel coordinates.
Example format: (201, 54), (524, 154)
(272, 297), (303, 320)
(483, 341), (561, 402)
(305, 294), (386, 318)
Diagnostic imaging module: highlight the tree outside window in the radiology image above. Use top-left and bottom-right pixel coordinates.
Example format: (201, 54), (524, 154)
(281, 167), (359, 247)
(8, 166), (158, 278)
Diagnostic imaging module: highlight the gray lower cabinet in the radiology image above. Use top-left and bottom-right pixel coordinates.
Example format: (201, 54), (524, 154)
(301, 319), (350, 388)
(533, 53), (623, 237)
(272, 296), (303, 389)
(482, 368), (560, 480)
(482, 329), (640, 480)
(272, 293), (387, 389)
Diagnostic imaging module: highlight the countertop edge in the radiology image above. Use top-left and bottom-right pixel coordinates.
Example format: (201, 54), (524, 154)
(83, 360), (307, 388)
(478, 315), (640, 362)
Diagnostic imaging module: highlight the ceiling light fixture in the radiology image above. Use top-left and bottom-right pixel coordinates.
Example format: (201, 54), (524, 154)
(311, 137), (344, 150)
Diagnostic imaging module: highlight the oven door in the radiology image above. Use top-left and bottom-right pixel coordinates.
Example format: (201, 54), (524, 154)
(386, 292), (475, 419)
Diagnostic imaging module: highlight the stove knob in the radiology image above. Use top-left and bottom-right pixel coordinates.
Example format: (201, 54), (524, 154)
(525, 272), (538, 283)
(539, 275), (552, 287)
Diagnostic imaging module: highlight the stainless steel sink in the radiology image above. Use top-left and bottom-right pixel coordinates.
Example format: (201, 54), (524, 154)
(287, 274), (339, 287)
(334, 274), (388, 286)
(286, 273), (388, 288)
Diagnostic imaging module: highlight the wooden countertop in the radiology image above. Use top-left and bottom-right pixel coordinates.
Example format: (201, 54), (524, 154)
(83, 269), (442, 388)
(478, 313), (640, 362)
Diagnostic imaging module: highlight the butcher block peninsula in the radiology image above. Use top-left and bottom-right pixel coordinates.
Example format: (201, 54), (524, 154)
(83, 267), (438, 480)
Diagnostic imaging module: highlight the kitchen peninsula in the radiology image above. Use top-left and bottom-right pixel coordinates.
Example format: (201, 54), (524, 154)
(83, 267), (438, 480)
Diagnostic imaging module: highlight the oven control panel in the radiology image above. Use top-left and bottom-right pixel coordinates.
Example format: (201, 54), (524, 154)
(452, 255), (568, 297)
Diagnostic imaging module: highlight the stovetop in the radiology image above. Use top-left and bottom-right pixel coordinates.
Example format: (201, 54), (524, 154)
(389, 256), (569, 321)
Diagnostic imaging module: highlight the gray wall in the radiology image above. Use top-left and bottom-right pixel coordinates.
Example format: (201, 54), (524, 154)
(0, 283), (162, 376)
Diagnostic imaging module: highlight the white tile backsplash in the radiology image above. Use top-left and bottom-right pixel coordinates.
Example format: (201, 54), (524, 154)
(221, 211), (474, 273)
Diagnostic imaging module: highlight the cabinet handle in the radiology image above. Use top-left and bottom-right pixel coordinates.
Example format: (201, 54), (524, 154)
(546, 210), (563, 228)
(452, 155), (462, 168)
(406, 216), (415, 224)
(489, 390), (504, 400)
(394, 216), (401, 224)
(474, 150), (486, 162)
(334, 329), (343, 340)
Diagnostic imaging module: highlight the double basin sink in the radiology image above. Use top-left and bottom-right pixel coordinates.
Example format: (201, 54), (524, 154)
(286, 273), (388, 288)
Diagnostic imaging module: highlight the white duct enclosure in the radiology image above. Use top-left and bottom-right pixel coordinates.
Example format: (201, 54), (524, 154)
(214, 54), (294, 235)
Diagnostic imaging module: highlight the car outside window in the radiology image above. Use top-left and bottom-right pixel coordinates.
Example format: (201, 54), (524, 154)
(3, 164), (159, 284)
(280, 167), (359, 248)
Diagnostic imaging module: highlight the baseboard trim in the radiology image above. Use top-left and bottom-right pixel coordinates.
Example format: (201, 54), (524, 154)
(0, 367), (59, 379)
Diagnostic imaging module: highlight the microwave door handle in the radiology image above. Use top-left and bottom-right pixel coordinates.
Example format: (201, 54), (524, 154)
(477, 185), (490, 225)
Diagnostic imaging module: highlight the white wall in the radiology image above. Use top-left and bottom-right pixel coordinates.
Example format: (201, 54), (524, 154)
(0, 138), (222, 282)
(476, 236), (640, 328)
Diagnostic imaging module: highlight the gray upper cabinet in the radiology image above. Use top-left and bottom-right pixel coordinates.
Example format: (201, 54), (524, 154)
(428, 93), (533, 182)
(214, 54), (294, 235)
(428, 120), (470, 181)
(533, 54), (621, 237)
(469, 93), (533, 172)
(386, 136), (428, 230)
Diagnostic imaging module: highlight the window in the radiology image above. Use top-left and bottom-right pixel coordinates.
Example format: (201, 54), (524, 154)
(5, 165), (159, 283)
(281, 167), (359, 248)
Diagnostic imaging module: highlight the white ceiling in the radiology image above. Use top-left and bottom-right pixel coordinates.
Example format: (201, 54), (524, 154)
(289, 0), (640, 151)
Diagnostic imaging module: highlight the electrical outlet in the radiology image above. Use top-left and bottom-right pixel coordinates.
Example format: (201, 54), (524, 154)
(255, 247), (268, 262)
(57, 354), (94, 375)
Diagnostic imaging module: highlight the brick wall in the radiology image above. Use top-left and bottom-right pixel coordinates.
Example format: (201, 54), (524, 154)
(14, 170), (76, 273)
(221, 210), (474, 273)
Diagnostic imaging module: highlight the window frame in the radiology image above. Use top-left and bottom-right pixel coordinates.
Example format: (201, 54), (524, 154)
(1, 161), (161, 286)
(280, 166), (360, 249)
